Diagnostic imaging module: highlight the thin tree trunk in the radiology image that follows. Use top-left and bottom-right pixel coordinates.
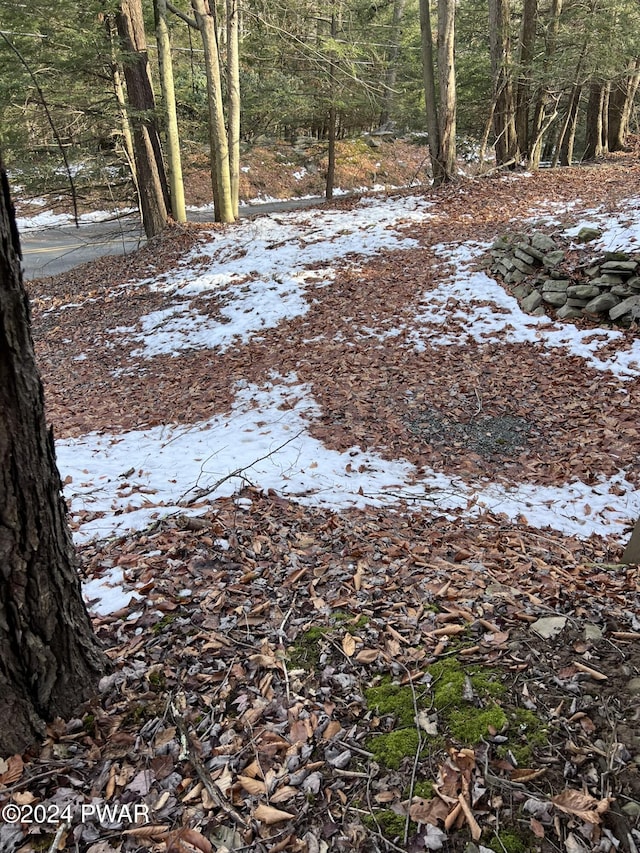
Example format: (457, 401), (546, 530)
(0, 165), (106, 757)
(488, 0), (519, 166)
(528, 0), (562, 168)
(419, 0), (444, 185)
(437, 0), (457, 179)
(584, 80), (606, 159)
(226, 0), (240, 218)
(557, 84), (582, 165)
(192, 0), (234, 223)
(515, 0), (537, 157)
(155, 0), (187, 222)
(326, 4), (339, 199)
(116, 0), (170, 238)
(379, 0), (406, 127)
(608, 58), (640, 151)
(108, 17), (137, 189)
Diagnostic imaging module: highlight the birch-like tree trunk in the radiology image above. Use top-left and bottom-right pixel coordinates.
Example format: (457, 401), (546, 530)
(226, 0), (240, 219)
(608, 58), (640, 152)
(192, 0), (235, 223)
(155, 0), (187, 222)
(0, 164), (106, 757)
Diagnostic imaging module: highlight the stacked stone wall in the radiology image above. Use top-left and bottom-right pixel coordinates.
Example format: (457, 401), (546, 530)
(490, 229), (640, 326)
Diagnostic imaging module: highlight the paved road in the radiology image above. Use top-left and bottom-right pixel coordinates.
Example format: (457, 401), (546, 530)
(20, 196), (329, 280)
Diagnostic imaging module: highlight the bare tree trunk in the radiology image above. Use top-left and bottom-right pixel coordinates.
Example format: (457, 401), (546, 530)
(488, 0), (519, 166)
(608, 58), (640, 151)
(437, 0), (456, 180)
(192, 0), (235, 223)
(107, 17), (137, 190)
(226, 0), (240, 218)
(155, 0), (187, 222)
(515, 0), (537, 157)
(529, 0), (562, 168)
(116, 0), (170, 238)
(379, 0), (406, 127)
(0, 165), (106, 758)
(557, 84), (582, 166)
(419, 0), (444, 185)
(584, 80), (606, 159)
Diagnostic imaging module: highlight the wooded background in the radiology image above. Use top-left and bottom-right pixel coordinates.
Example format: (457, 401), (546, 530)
(0, 0), (638, 232)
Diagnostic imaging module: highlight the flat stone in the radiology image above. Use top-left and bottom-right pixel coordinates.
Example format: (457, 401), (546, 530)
(575, 226), (602, 242)
(521, 290), (542, 312)
(609, 294), (640, 321)
(567, 284), (600, 299)
(505, 270), (525, 284)
(584, 292), (620, 313)
(590, 274), (624, 287)
(514, 248), (536, 265)
(491, 236), (512, 251)
(611, 284), (634, 297)
(531, 616), (567, 638)
(603, 251), (633, 262)
(556, 304), (583, 319)
(628, 276), (640, 291)
(542, 250), (565, 267)
(585, 265), (601, 277)
(601, 260), (638, 274)
(566, 298), (589, 307)
(531, 232), (557, 252)
(628, 677), (640, 695)
(512, 257), (535, 274)
(542, 279), (570, 292)
(542, 291), (567, 307)
(512, 283), (533, 299)
(517, 242), (546, 262)
(584, 624), (603, 641)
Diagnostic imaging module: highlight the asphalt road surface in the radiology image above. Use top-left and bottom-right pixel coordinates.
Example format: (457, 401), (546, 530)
(20, 196), (329, 280)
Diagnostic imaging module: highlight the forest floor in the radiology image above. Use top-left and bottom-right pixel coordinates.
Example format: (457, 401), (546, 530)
(2, 145), (640, 853)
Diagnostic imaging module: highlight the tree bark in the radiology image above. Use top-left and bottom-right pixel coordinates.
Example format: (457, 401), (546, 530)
(584, 80), (607, 159)
(379, 0), (406, 127)
(437, 0), (457, 179)
(0, 165), (106, 758)
(192, 0), (235, 223)
(226, 0), (241, 219)
(608, 59), (640, 152)
(514, 0), (537, 157)
(116, 0), (170, 238)
(155, 0), (187, 222)
(528, 0), (562, 168)
(488, 0), (519, 166)
(419, 0), (444, 185)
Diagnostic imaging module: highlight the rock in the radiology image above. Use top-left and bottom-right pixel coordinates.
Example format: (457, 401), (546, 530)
(542, 291), (568, 307)
(491, 236), (512, 251)
(542, 250), (565, 267)
(542, 279), (570, 292)
(611, 284), (634, 297)
(514, 247), (535, 265)
(556, 304), (583, 319)
(604, 250), (633, 262)
(521, 290), (542, 312)
(584, 624), (603, 641)
(531, 232), (557, 252)
(512, 257), (535, 273)
(622, 802), (640, 818)
(609, 294), (640, 321)
(567, 298), (589, 307)
(566, 284), (601, 299)
(517, 242), (546, 262)
(590, 274), (624, 287)
(575, 226), (602, 242)
(512, 283), (533, 299)
(505, 270), (525, 284)
(364, 135), (381, 148)
(627, 276), (640, 291)
(601, 260), (638, 274)
(531, 616), (567, 638)
(627, 677), (640, 695)
(584, 292), (620, 313)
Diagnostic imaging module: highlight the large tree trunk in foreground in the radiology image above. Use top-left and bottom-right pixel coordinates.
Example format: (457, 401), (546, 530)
(0, 165), (106, 757)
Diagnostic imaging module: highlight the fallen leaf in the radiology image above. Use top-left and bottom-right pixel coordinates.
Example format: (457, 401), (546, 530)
(253, 803), (296, 824)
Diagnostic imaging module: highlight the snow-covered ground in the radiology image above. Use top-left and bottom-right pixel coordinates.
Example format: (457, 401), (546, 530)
(36, 192), (640, 612)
